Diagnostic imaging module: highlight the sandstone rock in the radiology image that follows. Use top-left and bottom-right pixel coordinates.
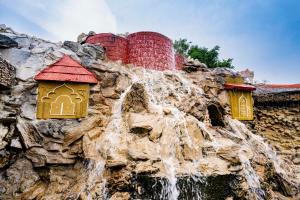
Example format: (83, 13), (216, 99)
(149, 120), (163, 142)
(128, 137), (160, 161)
(109, 192), (130, 200)
(64, 116), (102, 146)
(122, 83), (149, 113)
(217, 145), (240, 163)
(106, 158), (128, 169)
(128, 113), (159, 134)
(134, 161), (159, 174)
(25, 147), (76, 167)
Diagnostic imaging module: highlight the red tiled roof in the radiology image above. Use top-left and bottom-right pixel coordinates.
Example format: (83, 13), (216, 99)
(34, 55), (98, 84)
(224, 83), (256, 91)
(259, 84), (300, 89)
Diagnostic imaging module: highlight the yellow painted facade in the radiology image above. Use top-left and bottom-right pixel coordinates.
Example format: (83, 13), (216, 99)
(36, 82), (90, 119)
(227, 89), (254, 120)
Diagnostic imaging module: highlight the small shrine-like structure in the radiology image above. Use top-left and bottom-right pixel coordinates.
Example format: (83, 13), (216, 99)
(224, 76), (256, 120)
(34, 55), (97, 119)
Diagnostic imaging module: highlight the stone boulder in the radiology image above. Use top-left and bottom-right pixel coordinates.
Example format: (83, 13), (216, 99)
(128, 137), (160, 161)
(0, 34), (18, 48)
(122, 83), (149, 113)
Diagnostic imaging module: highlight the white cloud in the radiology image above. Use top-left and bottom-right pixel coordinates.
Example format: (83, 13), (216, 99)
(1, 0), (117, 41)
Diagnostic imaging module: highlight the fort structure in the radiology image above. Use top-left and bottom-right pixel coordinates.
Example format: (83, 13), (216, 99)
(85, 31), (184, 70)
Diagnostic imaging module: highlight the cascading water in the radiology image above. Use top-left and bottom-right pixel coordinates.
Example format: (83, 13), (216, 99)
(82, 65), (294, 199)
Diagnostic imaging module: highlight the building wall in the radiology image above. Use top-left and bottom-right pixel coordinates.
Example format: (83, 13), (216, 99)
(127, 32), (174, 70)
(85, 32), (180, 71)
(85, 33), (128, 63)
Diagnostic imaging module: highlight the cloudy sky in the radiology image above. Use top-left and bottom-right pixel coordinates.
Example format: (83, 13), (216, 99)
(0, 0), (299, 83)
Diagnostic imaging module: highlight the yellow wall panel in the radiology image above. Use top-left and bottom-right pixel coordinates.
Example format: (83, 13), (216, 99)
(36, 82), (90, 119)
(228, 90), (254, 120)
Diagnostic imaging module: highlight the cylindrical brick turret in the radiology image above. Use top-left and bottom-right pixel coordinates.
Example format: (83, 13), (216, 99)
(85, 33), (128, 63)
(127, 32), (175, 70)
(175, 53), (185, 70)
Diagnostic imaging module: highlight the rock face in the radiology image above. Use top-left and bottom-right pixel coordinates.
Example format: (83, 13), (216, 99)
(0, 57), (15, 88)
(0, 34), (18, 48)
(0, 25), (299, 200)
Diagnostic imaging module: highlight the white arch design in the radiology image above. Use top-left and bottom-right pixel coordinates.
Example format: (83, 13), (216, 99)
(41, 83), (83, 103)
(238, 94), (249, 118)
(50, 95), (75, 115)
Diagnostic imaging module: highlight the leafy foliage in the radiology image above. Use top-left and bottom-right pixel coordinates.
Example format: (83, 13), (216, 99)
(173, 39), (235, 69)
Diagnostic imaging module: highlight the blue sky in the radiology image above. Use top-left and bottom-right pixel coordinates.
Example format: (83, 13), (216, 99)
(0, 0), (299, 83)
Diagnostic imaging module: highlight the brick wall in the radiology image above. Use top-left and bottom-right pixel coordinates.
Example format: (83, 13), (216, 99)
(85, 33), (128, 63)
(127, 32), (174, 70)
(85, 31), (181, 71)
(175, 53), (185, 70)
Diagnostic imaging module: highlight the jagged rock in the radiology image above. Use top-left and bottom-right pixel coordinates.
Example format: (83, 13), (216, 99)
(0, 149), (10, 168)
(10, 137), (22, 149)
(0, 158), (39, 199)
(25, 147), (76, 167)
(64, 116), (103, 146)
(0, 124), (9, 149)
(134, 160), (159, 174)
(217, 145), (241, 163)
(106, 158), (128, 169)
(122, 83), (149, 113)
(63, 40), (80, 52)
(128, 113), (159, 134)
(0, 34), (18, 48)
(109, 192), (130, 200)
(16, 117), (42, 149)
(128, 137), (160, 161)
(0, 56), (15, 88)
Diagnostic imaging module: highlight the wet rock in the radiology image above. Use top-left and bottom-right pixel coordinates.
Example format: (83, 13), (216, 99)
(128, 137), (160, 161)
(0, 34), (18, 48)
(217, 145), (241, 163)
(122, 83), (149, 113)
(134, 161), (159, 174)
(128, 113), (159, 134)
(131, 174), (240, 200)
(109, 192), (130, 200)
(64, 116), (102, 146)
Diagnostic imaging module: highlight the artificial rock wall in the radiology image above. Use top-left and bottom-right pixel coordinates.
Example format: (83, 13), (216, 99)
(250, 92), (300, 166)
(85, 31), (184, 70)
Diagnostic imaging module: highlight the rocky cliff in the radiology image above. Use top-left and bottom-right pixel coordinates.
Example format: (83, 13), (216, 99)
(0, 25), (299, 200)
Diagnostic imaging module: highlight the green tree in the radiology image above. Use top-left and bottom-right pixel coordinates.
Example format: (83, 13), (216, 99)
(173, 38), (191, 56)
(173, 39), (235, 69)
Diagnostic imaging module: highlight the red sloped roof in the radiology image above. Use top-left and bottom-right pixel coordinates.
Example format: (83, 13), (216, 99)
(224, 83), (256, 91)
(34, 55), (98, 84)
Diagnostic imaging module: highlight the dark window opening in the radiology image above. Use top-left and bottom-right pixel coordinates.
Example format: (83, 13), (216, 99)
(208, 104), (225, 127)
